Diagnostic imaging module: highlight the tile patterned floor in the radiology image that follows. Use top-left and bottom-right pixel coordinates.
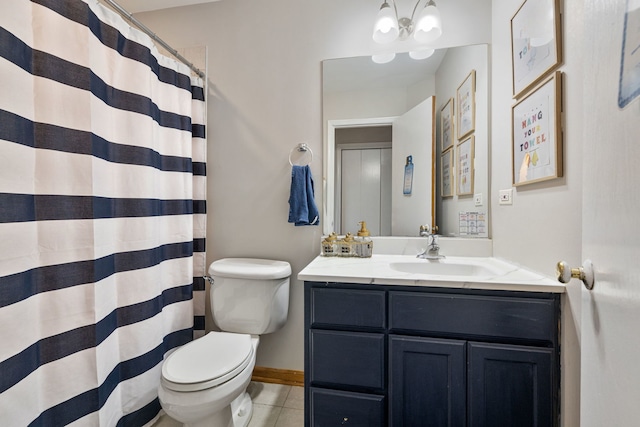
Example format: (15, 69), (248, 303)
(153, 381), (304, 427)
(247, 382), (304, 427)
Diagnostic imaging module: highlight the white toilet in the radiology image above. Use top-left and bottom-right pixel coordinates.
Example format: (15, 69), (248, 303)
(158, 258), (292, 427)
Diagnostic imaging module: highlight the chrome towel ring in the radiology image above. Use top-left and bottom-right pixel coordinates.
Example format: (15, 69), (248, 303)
(289, 143), (313, 166)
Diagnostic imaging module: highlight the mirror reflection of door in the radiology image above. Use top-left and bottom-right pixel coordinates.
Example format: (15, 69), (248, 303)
(335, 126), (392, 235)
(391, 96), (435, 236)
(334, 95), (435, 236)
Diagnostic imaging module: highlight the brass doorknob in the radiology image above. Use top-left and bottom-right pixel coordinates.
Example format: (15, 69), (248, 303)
(556, 260), (595, 290)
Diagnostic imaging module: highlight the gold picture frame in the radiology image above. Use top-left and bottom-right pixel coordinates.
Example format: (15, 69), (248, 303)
(456, 70), (476, 140)
(511, 0), (562, 99)
(512, 71), (563, 186)
(441, 98), (455, 152)
(457, 136), (474, 196)
(441, 149), (454, 198)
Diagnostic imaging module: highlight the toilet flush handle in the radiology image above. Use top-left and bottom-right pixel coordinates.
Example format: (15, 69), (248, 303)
(203, 275), (214, 285)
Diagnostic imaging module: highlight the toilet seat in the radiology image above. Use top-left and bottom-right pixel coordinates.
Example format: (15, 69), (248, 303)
(161, 332), (253, 392)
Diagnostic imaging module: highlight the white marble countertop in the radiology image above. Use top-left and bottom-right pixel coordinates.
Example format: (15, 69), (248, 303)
(298, 255), (565, 293)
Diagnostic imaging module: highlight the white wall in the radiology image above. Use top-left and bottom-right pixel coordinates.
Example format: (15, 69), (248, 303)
(491, 1), (583, 426)
(135, 0), (491, 372)
(323, 83), (433, 122)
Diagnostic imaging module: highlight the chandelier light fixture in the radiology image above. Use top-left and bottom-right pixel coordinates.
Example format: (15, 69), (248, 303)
(372, 0), (442, 63)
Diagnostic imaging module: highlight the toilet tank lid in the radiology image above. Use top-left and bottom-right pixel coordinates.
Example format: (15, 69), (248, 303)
(208, 258), (292, 280)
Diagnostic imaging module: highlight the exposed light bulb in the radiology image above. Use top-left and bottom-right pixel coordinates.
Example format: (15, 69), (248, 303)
(414, 2), (442, 43)
(372, 52), (396, 64)
(373, 2), (399, 44)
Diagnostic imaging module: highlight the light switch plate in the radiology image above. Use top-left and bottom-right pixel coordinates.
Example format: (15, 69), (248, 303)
(499, 189), (513, 205)
(474, 193), (483, 206)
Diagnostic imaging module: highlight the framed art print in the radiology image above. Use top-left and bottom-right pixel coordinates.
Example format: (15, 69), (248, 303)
(511, 0), (562, 98)
(457, 136), (474, 196)
(456, 70), (475, 140)
(618, 0), (640, 108)
(441, 149), (453, 198)
(441, 98), (454, 152)
(512, 71), (563, 186)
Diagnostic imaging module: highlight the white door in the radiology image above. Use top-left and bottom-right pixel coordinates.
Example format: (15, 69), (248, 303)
(339, 147), (392, 235)
(391, 96), (435, 236)
(581, 1), (640, 424)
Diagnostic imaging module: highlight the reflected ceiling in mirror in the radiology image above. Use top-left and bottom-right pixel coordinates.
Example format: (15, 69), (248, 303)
(323, 49), (447, 95)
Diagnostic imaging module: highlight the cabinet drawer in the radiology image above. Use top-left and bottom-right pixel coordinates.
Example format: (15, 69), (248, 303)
(309, 330), (385, 390)
(389, 292), (558, 344)
(310, 388), (385, 427)
(309, 287), (385, 329)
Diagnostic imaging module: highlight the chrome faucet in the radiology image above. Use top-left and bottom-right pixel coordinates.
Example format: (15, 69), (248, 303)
(417, 225), (445, 260)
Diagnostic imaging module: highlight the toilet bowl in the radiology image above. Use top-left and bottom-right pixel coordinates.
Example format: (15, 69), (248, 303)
(158, 332), (258, 427)
(158, 258), (291, 427)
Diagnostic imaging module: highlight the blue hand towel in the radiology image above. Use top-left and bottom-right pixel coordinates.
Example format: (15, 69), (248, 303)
(288, 165), (319, 226)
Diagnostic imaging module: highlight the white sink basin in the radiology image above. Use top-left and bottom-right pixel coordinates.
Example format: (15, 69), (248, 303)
(298, 254), (565, 293)
(389, 260), (503, 277)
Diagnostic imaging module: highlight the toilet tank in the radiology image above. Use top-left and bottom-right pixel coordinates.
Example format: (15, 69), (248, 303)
(208, 258), (291, 335)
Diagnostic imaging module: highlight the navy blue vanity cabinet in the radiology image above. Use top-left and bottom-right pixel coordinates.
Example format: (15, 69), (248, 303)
(305, 283), (388, 427)
(304, 282), (560, 427)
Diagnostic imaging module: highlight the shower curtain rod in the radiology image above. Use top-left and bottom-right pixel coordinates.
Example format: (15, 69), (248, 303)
(99, 0), (206, 79)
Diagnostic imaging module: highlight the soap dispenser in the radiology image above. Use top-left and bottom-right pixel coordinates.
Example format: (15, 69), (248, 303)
(337, 233), (355, 257)
(321, 232), (338, 257)
(354, 221), (373, 258)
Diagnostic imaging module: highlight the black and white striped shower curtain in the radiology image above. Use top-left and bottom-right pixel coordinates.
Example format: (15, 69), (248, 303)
(0, 0), (207, 425)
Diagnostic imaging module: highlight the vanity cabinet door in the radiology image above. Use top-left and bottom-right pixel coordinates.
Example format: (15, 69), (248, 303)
(310, 388), (385, 427)
(389, 335), (466, 427)
(467, 342), (556, 427)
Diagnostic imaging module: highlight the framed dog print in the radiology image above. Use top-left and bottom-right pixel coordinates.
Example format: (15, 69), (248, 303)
(511, 0), (562, 98)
